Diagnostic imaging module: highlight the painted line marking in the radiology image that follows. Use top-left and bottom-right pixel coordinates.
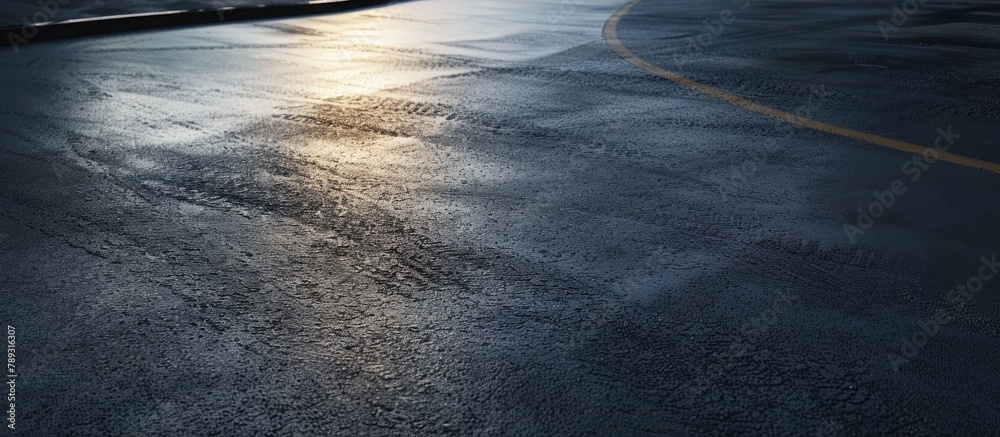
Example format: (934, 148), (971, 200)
(603, 0), (1000, 176)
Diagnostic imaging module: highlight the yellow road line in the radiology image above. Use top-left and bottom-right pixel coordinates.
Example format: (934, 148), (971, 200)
(603, 0), (1000, 176)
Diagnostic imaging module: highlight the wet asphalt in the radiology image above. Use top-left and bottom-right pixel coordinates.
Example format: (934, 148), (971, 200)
(1, 0), (999, 435)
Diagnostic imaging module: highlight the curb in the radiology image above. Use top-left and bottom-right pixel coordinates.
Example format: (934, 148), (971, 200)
(2, 0), (396, 49)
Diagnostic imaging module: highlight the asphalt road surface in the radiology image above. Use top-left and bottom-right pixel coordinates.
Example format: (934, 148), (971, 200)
(1, 0), (999, 434)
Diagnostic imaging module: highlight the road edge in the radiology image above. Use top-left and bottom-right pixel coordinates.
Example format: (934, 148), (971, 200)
(2, 0), (397, 48)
